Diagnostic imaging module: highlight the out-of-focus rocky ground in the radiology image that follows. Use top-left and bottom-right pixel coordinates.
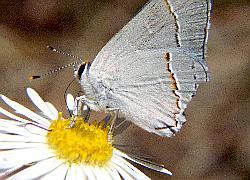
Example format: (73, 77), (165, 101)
(0, 0), (249, 179)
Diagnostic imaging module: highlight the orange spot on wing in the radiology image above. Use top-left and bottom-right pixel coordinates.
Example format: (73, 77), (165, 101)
(164, 52), (181, 111)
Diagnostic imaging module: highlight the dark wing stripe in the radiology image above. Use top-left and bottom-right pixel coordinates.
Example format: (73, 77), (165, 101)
(163, 0), (181, 47)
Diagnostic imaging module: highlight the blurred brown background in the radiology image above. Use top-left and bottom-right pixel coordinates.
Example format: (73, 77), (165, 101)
(0, 0), (249, 179)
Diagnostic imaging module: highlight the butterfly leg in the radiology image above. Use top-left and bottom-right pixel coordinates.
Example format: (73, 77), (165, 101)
(68, 95), (93, 128)
(105, 107), (119, 143)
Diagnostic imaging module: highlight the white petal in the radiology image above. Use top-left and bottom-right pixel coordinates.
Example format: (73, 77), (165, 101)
(45, 102), (58, 117)
(0, 121), (30, 136)
(105, 166), (121, 180)
(26, 88), (57, 120)
(0, 95), (50, 127)
(9, 157), (64, 180)
(65, 164), (87, 180)
(66, 94), (75, 112)
(0, 122), (47, 141)
(0, 148), (54, 170)
(0, 164), (24, 178)
(75, 166), (88, 180)
(40, 163), (68, 180)
(93, 166), (112, 180)
(0, 133), (46, 143)
(65, 165), (77, 180)
(0, 107), (31, 124)
(24, 124), (48, 136)
(109, 162), (133, 180)
(0, 118), (46, 133)
(0, 141), (47, 150)
(0, 119), (24, 126)
(113, 149), (172, 175)
(111, 156), (150, 180)
(81, 165), (96, 180)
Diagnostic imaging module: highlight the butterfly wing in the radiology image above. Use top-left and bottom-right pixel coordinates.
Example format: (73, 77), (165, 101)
(92, 50), (206, 136)
(90, 0), (211, 74)
(88, 0), (211, 136)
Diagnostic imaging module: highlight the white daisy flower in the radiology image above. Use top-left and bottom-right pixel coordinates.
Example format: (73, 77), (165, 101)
(0, 88), (172, 179)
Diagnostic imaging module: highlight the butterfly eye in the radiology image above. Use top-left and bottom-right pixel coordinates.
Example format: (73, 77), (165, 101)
(77, 63), (86, 80)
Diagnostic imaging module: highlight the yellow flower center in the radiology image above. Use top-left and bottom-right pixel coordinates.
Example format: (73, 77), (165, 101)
(47, 112), (113, 166)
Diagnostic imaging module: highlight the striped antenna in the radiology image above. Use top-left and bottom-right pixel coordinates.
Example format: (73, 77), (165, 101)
(29, 61), (80, 80)
(29, 46), (84, 80)
(47, 46), (83, 63)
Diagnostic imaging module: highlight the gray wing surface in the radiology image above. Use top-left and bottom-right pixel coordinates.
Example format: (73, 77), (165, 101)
(89, 0), (211, 137)
(90, 0), (211, 73)
(96, 50), (207, 136)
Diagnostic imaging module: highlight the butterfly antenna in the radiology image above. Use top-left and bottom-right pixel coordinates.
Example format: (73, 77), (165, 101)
(29, 46), (85, 80)
(29, 61), (80, 80)
(47, 46), (83, 63)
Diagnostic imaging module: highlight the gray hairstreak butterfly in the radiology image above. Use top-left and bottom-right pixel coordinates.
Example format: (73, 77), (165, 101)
(74, 0), (212, 137)
(32, 0), (211, 137)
